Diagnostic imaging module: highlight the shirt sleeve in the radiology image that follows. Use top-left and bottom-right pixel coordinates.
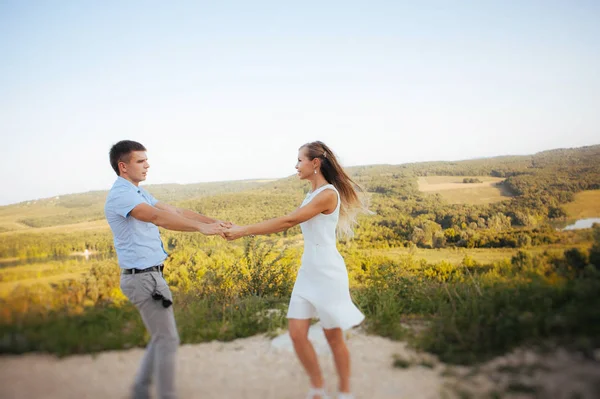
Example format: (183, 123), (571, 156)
(110, 187), (146, 218)
(142, 188), (159, 206)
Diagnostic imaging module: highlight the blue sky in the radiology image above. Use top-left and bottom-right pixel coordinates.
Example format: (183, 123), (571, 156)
(1, 1), (599, 205)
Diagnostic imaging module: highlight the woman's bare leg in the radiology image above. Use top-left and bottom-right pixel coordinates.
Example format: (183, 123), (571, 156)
(289, 319), (325, 398)
(324, 327), (351, 393)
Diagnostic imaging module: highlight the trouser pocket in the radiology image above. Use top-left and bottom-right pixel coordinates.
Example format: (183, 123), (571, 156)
(149, 273), (174, 308)
(121, 273), (164, 307)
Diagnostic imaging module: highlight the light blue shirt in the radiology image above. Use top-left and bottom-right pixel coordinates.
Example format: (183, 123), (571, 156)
(104, 177), (167, 269)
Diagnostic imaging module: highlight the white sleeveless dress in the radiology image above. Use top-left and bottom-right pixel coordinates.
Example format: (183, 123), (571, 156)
(287, 184), (365, 330)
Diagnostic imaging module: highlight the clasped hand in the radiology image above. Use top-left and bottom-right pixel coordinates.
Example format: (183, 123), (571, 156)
(211, 221), (247, 241)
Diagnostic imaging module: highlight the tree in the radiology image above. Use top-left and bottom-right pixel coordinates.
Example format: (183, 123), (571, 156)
(516, 234), (532, 248)
(589, 225), (600, 269)
(564, 248), (589, 275)
(433, 231), (447, 248)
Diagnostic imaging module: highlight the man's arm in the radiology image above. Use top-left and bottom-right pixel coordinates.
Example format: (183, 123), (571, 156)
(155, 202), (220, 224)
(130, 203), (224, 236)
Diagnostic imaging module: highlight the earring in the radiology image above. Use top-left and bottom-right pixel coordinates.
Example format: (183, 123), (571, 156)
(314, 169), (317, 174)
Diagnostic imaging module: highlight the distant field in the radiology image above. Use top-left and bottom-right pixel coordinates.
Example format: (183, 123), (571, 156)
(0, 219), (110, 236)
(417, 176), (514, 205)
(563, 190), (600, 219)
(0, 200), (104, 232)
(0, 205), (64, 232)
(373, 246), (515, 264)
(0, 262), (90, 297)
(372, 243), (591, 265)
(0, 271), (86, 297)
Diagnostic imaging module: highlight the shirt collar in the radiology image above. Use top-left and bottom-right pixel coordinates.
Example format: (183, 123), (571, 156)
(114, 176), (139, 191)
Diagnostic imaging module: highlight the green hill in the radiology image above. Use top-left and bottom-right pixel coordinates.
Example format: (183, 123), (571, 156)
(0, 179), (273, 232)
(1, 144), (599, 248)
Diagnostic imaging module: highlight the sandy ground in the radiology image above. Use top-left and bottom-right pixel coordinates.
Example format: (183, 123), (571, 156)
(0, 329), (447, 399)
(2, 327), (599, 399)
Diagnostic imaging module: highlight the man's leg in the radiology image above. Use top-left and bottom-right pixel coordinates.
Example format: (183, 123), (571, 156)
(132, 335), (156, 398)
(136, 297), (179, 399)
(123, 273), (179, 399)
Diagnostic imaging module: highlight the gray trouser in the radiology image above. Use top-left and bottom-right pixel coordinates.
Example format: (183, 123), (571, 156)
(120, 271), (180, 399)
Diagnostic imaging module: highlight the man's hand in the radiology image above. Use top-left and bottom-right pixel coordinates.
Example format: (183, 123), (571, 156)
(199, 222), (226, 237)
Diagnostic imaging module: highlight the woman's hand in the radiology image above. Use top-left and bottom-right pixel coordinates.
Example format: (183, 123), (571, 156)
(224, 225), (248, 241)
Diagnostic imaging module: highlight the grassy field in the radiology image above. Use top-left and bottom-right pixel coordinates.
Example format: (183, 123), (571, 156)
(563, 190), (600, 219)
(0, 271), (86, 297)
(371, 243), (591, 265)
(0, 204), (106, 233)
(0, 206), (60, 232)
(0, 246), (515, 298)
(2, 232), (599, 365)
(417, 176), (514, 205)
(0, 261), (92, 297)
(0, 220), (110, 237)
(1, 243), (591, 300)
(418, 176), (506, 186)
(375, 246), (515, 264)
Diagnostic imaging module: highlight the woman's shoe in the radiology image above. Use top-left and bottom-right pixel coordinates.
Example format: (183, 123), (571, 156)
(337, 393), (354, 399)
(307, 387), (329, 399)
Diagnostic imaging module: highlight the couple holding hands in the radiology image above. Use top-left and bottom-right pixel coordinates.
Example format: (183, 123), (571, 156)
(105, 140), (369, 399)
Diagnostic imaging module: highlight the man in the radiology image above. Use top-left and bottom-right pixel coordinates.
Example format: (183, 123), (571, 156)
(104, 140), (226, 399)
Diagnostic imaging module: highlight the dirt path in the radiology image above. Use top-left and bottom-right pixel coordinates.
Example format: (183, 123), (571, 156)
(2, 328), (599, 399)
(0, 330), (447, 399)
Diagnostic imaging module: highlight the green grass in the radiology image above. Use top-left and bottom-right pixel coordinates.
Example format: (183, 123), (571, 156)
(355, 235), (600, 364)
(0, 294), (289, 356)
(0, 243), (590, 299)
(0, 259), (101, 298)
(0, 272), (86, 297)
(1, 228), (600, 369)
(392, 354), (412, 368)
(0, 304), (146, 355)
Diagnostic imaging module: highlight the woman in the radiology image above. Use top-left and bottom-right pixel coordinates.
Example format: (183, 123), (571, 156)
(224, 141), (369, 399)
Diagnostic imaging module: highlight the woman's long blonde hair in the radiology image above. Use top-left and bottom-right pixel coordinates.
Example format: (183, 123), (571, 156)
(300, 141), (371, 239)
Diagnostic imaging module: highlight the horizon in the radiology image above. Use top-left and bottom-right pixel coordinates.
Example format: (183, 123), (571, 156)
(2, 1), (599, 205)
(2, 142), (597, 207)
